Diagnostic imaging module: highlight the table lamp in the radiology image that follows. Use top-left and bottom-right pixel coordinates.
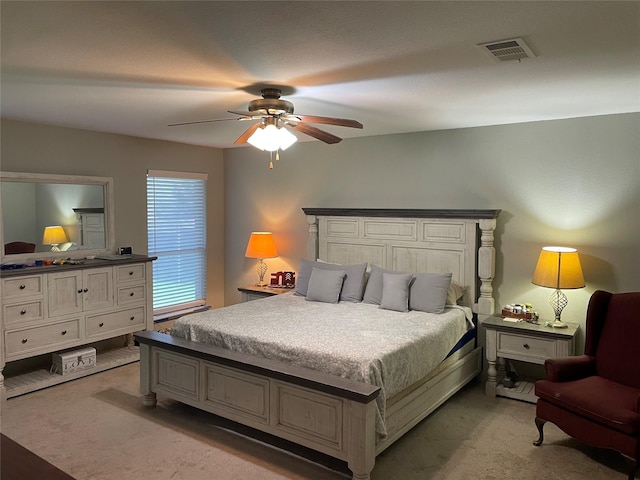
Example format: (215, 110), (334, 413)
(245, 232), (278, 286)
(42, 225), (68, 252)
(532, 246), (585, 328)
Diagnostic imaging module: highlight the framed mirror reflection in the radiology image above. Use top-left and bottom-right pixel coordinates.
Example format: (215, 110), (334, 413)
(0, 172), (115, 262)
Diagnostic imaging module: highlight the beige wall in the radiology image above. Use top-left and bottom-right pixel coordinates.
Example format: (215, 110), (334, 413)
(0, 120), (226, 308)
(2, 114), (639, 352)
(224, 113), (640, 352)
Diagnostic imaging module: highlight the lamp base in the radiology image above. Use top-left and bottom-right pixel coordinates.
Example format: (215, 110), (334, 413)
(551, 320), (568, 329)
(254, 281), (268, 287)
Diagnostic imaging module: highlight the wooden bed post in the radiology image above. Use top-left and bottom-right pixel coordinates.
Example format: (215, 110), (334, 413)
(347, 400), (377, 480)
(306, 214), (319, 260)
(477, 218), (497, 317)
(139, 343), (157, 407)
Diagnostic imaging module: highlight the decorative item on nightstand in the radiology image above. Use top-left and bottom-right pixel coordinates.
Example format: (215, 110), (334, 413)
(245, 231), (278, 287)
(42, 225), (68, 252)
(532, 246), (585, 328)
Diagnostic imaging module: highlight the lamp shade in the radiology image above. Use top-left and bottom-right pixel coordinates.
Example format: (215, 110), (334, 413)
(42, 225), (68, 245)
(245, 232), (278, 259)
(532, 246), (585, 289)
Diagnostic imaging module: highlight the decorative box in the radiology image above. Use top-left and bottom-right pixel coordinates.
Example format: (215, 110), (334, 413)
(51, 347), (97, 375)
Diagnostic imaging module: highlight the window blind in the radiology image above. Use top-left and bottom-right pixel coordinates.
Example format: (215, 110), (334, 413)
(147, 170), (207, 317)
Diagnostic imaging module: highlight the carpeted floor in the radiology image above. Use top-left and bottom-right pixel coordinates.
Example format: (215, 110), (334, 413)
(1, 362), (633, 480)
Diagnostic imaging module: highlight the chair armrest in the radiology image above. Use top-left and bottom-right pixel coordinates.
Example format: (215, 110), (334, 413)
(544, 355), (597, 382)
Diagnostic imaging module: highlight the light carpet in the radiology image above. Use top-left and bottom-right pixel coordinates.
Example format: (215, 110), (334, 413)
(0, 362), (632, 480)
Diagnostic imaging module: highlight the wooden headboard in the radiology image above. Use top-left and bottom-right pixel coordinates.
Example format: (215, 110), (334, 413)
(303, 208), (500, 317)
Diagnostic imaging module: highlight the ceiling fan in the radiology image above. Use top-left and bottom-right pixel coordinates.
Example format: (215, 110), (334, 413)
(168, 87), (364, 147)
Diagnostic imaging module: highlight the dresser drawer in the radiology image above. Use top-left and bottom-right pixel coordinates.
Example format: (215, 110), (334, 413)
(86, 306), (146, 337)
(497, 331), (556, 362)
(2, 275), (44, 300)
(5, 319), (80, 358)
(116, 284), (146, 305)
(3, 299), (45, 326)
(116, 263), (146, 283)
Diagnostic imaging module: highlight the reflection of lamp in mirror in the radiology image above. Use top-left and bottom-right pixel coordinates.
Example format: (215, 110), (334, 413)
(42, 226), (68, 252)
(532, 246), (585, 328)
(245, 232), (278, 286)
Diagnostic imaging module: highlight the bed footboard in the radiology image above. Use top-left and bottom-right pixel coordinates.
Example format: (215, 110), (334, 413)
(135, 331), (380, 480)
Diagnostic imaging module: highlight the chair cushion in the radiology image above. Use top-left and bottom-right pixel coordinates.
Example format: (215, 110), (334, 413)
(536, 376), (640, 435)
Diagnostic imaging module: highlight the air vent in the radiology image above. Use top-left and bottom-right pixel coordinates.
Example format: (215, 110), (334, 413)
(477, 37), (536, 62)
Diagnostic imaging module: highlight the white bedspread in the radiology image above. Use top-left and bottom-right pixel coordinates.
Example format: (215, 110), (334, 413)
(171, 292), (473, 437)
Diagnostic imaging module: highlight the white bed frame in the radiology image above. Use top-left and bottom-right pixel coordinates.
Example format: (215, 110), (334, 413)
(136, 208), (500, 480)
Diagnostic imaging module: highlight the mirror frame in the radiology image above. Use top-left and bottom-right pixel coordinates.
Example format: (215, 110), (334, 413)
(0, 171), (116, 263)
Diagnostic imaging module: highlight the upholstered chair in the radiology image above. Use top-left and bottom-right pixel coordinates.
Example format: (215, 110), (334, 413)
(4, 241), (36, 254)
(533, 290), (640, 480)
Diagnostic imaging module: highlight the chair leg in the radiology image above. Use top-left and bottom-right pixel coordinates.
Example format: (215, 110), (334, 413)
(622, 454), (638, 480)
(533, 417), (546, 446)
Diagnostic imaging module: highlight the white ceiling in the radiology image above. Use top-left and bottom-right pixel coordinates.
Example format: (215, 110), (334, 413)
(1, 1), (639, 149)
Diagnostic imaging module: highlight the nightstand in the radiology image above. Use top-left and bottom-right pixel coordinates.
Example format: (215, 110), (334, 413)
(238, 285), (293, 302)
(483, 316), (579, 403)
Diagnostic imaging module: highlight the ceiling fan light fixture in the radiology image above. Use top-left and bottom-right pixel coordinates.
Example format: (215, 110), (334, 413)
(247, 124), (297, 152)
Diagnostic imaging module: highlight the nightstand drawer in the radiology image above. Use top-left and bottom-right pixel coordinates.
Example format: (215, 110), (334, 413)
(497, 331), (555, 362)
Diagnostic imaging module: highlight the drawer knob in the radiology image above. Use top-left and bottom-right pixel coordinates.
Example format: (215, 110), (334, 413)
(61, 330), (67, 336)
(21, 338), (28, 344)
(83, 288), (89, 293)
(20, 309), (26, 315)
(19, 284), (26, 290)
(523, 343), (530, 349)
(130, 316), (135, 321)
(129, 271), (134, 276)
(99, 322), (104, 327)
(129, 292), (135, 297)
(78, 289), (83, 294)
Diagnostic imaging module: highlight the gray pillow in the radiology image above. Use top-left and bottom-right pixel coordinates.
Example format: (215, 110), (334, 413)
(305, 268), (346, 304)
(379, 272), (414, 312)
(295, 258), (367, 302)
(409, 272), (453, 314)
(362, 264), (394, 304)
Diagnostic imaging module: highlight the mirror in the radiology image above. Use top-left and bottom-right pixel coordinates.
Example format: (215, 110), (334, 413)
(0, 172), (115, 262)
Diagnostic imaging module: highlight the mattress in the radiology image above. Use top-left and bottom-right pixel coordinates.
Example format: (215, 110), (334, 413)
(171, 292), (474, 436)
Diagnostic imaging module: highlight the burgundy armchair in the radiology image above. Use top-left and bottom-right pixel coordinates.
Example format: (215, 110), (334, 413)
(534, 290), (640, 479)
(4, 241), (36, 254)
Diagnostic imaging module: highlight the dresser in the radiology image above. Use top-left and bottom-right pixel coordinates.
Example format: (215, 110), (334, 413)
(1, 255), (154, 399)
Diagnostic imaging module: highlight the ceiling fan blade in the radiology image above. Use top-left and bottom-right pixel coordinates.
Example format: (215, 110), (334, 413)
(228, 110), (267, 119)
(234, 122), (262, 145)
(290, 115), (363, 129)
(168, 117), (244, 127)
(286, 122), (342, 144)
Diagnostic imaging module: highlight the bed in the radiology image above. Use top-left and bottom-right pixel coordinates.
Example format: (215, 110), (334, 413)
(136, 208), (500, 480)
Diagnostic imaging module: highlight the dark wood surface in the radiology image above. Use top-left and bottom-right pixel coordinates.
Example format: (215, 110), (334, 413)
(0, 254), (156, 278)
(302, 207), (501, 219)
(1, 433), (76, 480)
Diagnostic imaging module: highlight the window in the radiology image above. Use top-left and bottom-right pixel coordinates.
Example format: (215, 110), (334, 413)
(147, 170), (207, 318)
